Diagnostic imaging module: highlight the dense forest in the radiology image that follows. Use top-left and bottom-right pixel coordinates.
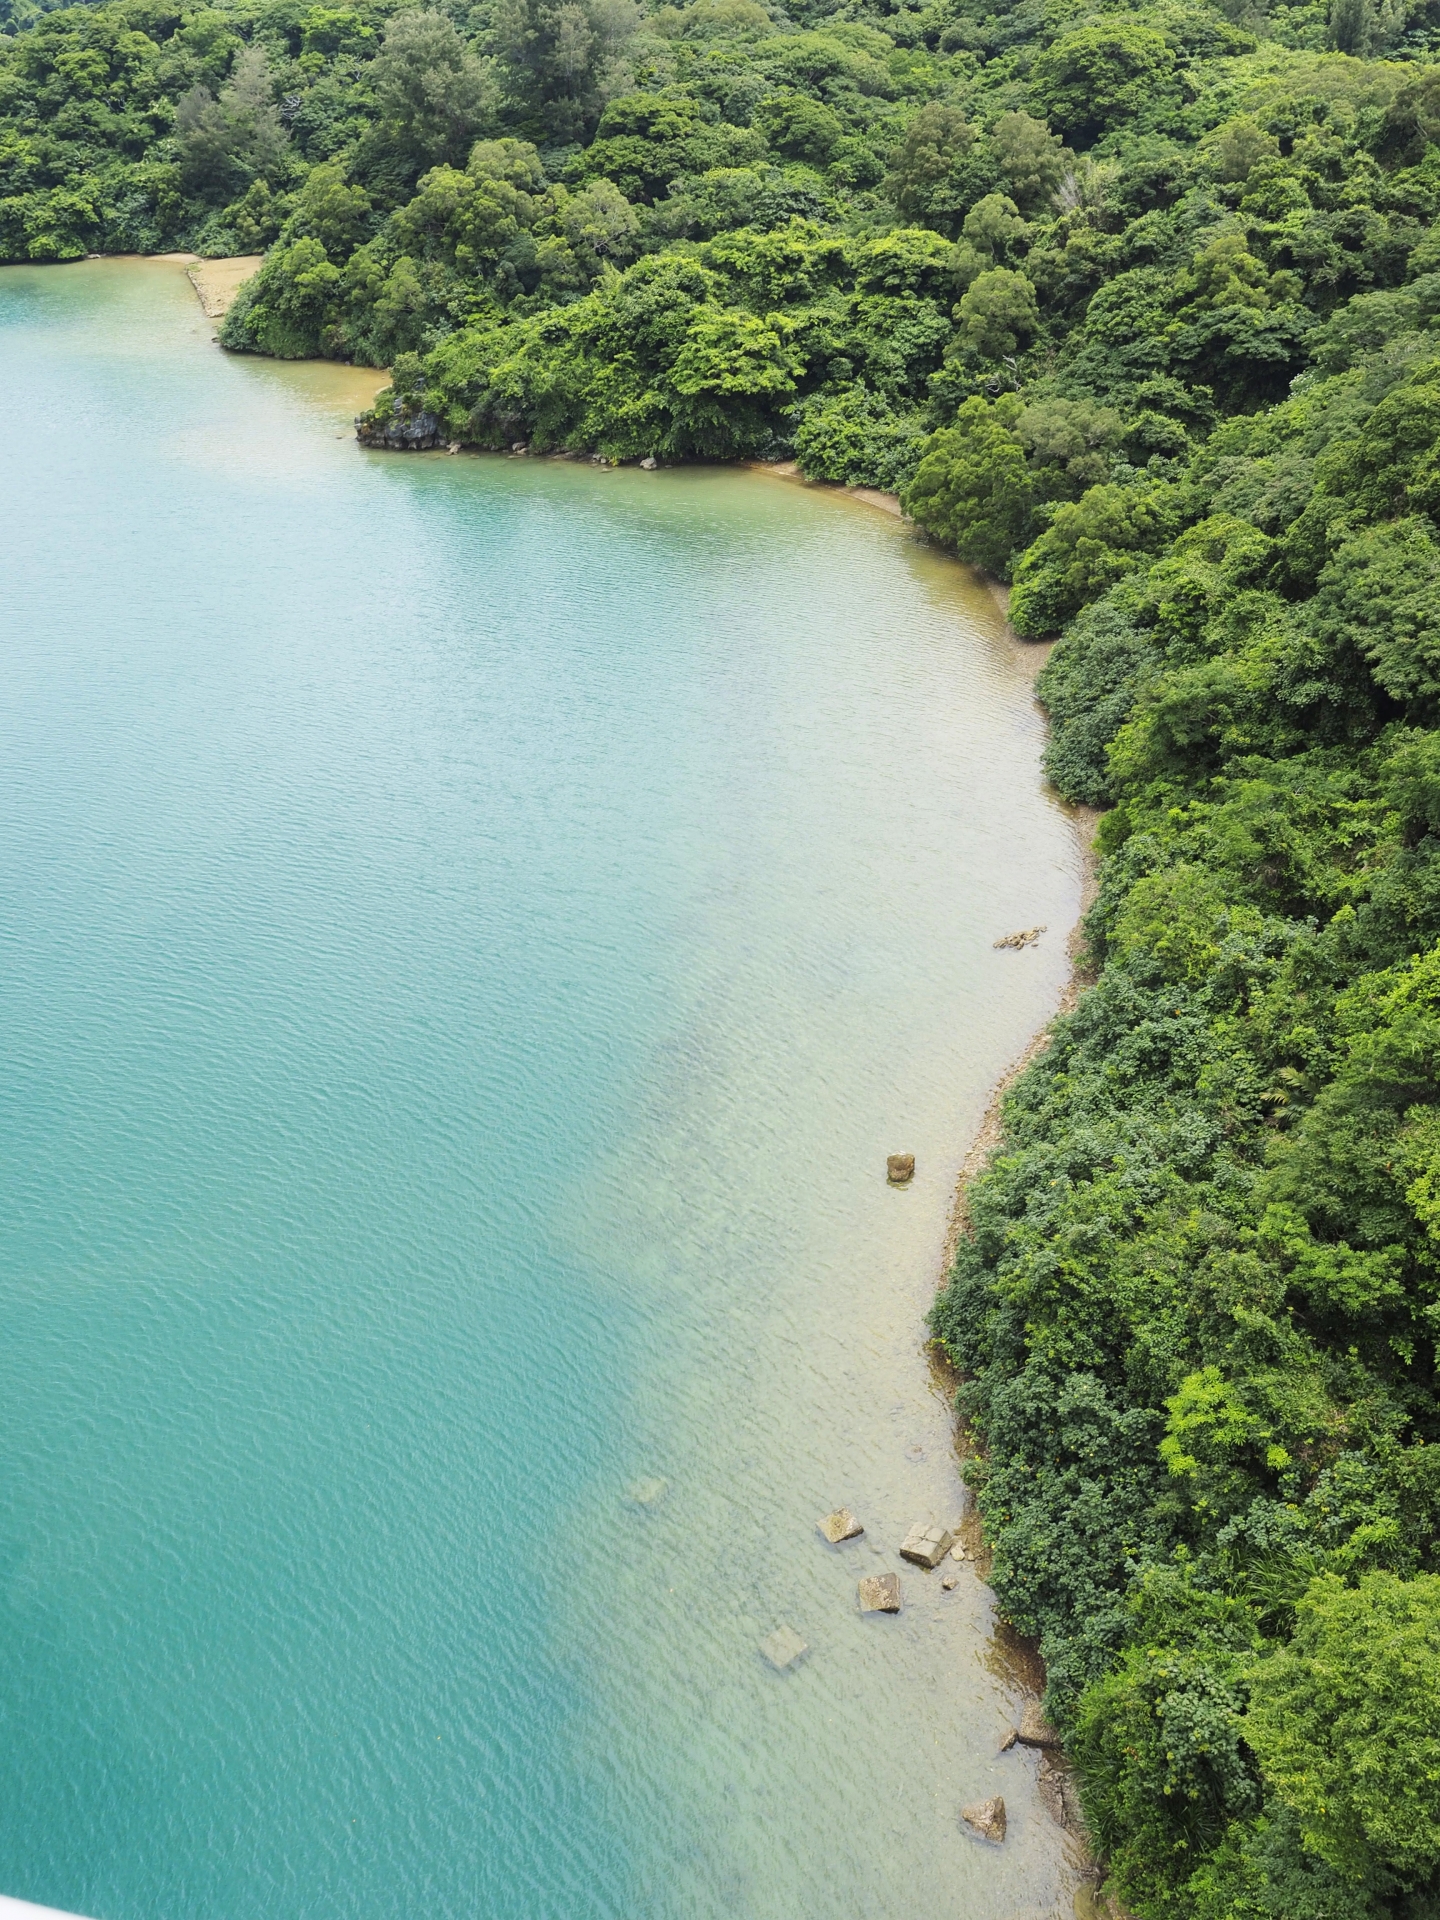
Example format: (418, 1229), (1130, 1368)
(8, 0), (1440, 1910)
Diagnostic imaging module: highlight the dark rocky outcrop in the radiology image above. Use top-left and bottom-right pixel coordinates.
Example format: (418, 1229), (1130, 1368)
(356, 402), (446, 451)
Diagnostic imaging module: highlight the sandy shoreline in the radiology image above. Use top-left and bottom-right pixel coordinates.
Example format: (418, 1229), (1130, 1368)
(746, 457), (904, 518)
(942, 801), (1103, 1277)
(749, 448), (1105, 1282)
(750, 428), (1111, 1891)
(161, 253), (263, 318)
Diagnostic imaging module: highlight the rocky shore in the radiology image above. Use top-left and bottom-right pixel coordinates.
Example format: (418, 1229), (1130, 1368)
(354, 396), (447, 451)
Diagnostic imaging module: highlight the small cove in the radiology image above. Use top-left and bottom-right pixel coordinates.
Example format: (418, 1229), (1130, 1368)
(0, 256), (1089, 1920)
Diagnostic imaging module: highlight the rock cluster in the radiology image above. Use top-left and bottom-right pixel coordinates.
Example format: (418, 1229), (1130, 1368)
(625, 1476), (668, 1507)
(1037, 1751), (1081, 1830)
(1017, 1702), (1062, 1749)
(993, 925), (1046, 950)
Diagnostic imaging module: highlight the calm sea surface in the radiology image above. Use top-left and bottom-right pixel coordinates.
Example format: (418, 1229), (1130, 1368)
(0, 258), (1086, 1920)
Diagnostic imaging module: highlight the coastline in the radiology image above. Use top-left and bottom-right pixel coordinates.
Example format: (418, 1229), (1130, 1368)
(941, 798), (1103, 1278)
(749, 442), (1106, 1371)
(745, 457), (904, 519)
(168, 252), (263, 318)
(929, 801), (1108, 1909)
(749, 434), (1110, 1893)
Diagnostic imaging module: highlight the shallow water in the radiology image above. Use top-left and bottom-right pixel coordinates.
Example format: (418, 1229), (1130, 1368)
(0, 258), (1087, 1920)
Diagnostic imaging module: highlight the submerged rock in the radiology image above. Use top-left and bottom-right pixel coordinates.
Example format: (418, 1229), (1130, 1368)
(758, 1626), (808, 1671)
(993, 926), (1046, 950)
(626, 1475), (669, 1507)
(899, 1522), (954, 1569)
(886, 1153), (915, 1184)
(1017, 1702), (1062, 1749)
(962, 1795), (1007, 1843)
(857, 1572), (901, 1613)
(817, 1508), (864, 1543)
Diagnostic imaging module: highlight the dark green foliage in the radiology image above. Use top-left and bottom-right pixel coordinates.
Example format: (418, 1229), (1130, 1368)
(1010, 480), (1183, 636)
(930, 322), (1440, 1915)
(175, 43), (290, 200)
(1029, 23), (1182, 146)
(903, 392), (1035, 574)
(1036, 592), (1158, 805)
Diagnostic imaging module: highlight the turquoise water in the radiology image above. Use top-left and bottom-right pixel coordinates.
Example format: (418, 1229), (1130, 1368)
(0, 259), (1086, 1920)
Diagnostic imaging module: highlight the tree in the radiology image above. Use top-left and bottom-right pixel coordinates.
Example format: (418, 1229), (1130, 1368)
(668, 304), (804, 451)
(284, 160), (372, 259)
(368, 11), (498, 175)
(881, 102), (979, 236)
(1209, 115), (1280, 184)
(1009, 482), (1179, 635)
(902, 396), (1036, 577)
(755, 90), (845, 167)
(577, 91), (712, 202)
(220, 234), (340, 357)
(1029, 24), (1179, 146)
(954, 266), (1040, 358)
(489, 0), (641, 143)
(1015, 395), (1123, 498)
(989, 111), (1065, 214)
(175, 44), (289, 200)
(791, 385), (923, 491)
(962, 192), (1028, 264)
(556, 177), (638, 276)
(1245, 1572), (1440, 1887)
(1314, 520), (1440, 715)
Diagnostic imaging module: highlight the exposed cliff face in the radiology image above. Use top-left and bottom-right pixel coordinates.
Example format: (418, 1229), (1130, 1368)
(355, 399), (444, 451)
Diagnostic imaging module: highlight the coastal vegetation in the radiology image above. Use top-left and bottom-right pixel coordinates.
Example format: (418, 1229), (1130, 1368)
(9, 0), (1440, 1909)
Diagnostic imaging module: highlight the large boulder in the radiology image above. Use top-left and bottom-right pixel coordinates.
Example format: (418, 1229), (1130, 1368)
(900, 1522), (955, 1569)
(857, 1572), (902, 1613)
(961, 1795), (1006, 1843)
(818, 1508), (864, 1543)
(886, 1153), (915, 1184)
